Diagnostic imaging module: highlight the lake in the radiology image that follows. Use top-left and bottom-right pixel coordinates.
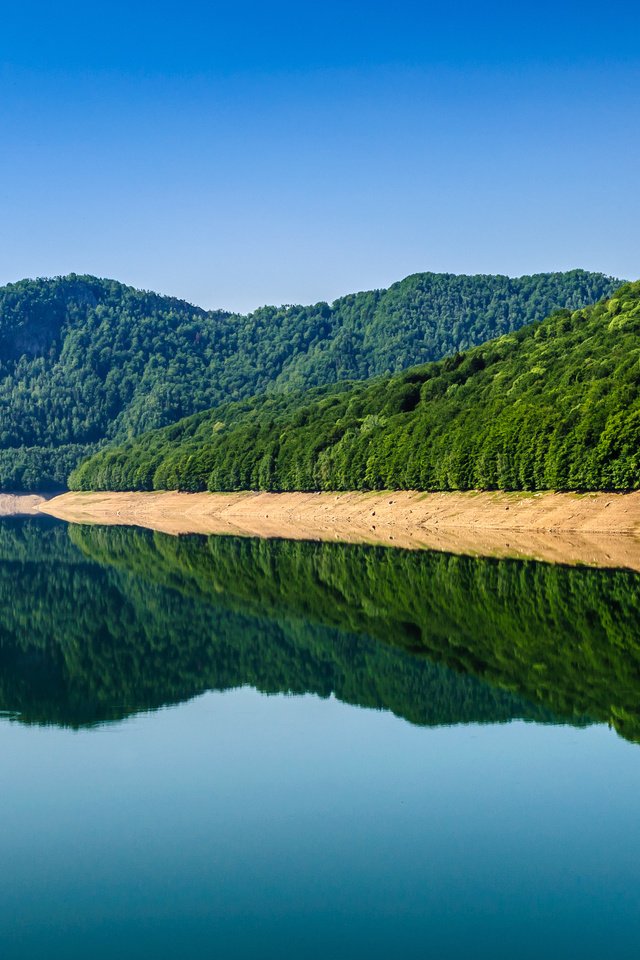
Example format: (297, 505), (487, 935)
(1, 517), (640, 958)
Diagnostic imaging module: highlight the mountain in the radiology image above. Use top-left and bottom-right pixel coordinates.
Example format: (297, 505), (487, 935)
(71, 281), (640, 494)
(0, 270), (620, 490)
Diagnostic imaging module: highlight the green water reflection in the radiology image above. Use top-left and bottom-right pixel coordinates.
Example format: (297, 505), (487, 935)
(0, 518), (638, 739)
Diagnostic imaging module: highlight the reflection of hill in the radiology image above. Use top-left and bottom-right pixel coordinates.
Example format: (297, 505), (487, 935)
(72, 526), (640, 742)
(0, 519), (556, 729)
(3, 518), (639, 741)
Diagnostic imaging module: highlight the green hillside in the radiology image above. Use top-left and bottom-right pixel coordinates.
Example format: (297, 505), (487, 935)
(0, 270), (618, 489)
(71, 281), (640, 493)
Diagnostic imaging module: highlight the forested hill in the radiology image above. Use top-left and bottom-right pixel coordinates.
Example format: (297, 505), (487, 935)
(70, 280), (640, 493)
(0, 270), (619, 490)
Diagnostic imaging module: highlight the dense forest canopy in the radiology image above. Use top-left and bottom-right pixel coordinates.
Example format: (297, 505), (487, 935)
(0, 269), (620, 490)
(72, 281), (640, 493)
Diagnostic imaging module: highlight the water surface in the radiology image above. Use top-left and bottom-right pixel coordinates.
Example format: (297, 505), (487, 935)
(1, 518), (639, 958)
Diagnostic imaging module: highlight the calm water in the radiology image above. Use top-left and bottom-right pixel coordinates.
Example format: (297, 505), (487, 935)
(1, 517), (640, 958)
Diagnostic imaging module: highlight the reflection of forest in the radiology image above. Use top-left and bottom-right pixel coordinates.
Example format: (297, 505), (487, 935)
(1, 519), (639, 740)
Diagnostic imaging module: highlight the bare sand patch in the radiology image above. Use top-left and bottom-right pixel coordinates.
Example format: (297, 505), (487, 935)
(0, 493), (49, 516)
(39, 489), (640, 571)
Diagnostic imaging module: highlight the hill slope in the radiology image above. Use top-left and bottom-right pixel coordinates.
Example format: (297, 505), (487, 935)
(70, 281), (640, 493)
(0, 270), (619, 489)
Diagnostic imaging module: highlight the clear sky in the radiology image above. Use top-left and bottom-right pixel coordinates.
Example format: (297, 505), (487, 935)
(1, 0), (638, 311)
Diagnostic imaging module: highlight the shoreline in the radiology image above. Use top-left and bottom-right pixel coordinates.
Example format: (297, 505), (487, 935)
(39, 489), (640, 571)
(0, 493), (50, 516)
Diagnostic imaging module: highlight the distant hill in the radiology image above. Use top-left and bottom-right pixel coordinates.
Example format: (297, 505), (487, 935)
(0, 269), (619, 489)
(70, 280), (640, 493)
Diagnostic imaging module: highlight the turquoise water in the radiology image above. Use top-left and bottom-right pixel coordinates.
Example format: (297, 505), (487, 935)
(1, 518), (639, 958)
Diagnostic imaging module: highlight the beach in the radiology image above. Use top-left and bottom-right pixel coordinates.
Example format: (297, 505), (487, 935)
(38, 488), (640, 571)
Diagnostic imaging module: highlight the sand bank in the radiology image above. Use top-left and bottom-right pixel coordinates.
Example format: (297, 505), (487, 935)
(39, 489), (640, 571)
(0, 493), (49, 516)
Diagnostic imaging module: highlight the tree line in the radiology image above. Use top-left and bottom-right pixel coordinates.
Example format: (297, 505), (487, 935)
(0, 269), (619, 489)
(71, 281), (640, 493)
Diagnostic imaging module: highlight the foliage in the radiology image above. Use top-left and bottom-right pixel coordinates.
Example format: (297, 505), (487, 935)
(0, 270), (619, 489)
(73, 281), (640, 493)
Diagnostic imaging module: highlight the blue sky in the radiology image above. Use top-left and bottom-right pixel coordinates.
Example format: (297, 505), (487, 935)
(0, 1), (638, 311)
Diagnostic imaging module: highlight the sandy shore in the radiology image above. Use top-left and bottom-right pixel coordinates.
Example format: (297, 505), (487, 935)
(0, 493), (49, 516)
(39, 489), (640, 571)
